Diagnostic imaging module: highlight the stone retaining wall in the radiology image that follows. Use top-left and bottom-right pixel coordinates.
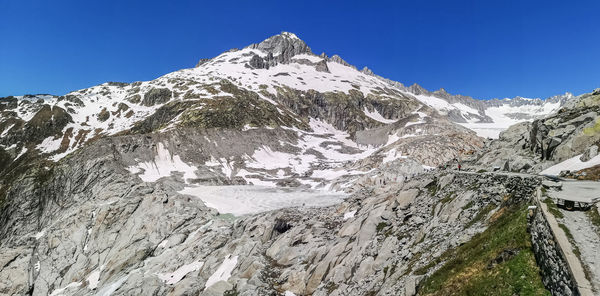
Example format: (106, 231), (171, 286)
(528, 198), (580, 296)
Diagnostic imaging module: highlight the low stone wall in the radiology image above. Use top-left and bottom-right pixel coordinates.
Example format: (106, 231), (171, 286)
(528, 200), (579, 296)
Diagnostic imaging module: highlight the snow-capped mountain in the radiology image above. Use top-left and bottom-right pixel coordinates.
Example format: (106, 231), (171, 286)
(404, 85), (573, 138)
(0, 32), (484, 191)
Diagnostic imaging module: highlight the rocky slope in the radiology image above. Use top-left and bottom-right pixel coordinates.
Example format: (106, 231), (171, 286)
(466, 89), (600, 176)
(0, 137), (544, 295)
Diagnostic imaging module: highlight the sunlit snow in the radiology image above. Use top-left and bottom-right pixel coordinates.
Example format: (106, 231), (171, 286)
(179, 185), (346, 216)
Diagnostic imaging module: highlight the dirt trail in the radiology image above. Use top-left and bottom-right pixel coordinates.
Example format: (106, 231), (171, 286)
(560, 209), (600, 291)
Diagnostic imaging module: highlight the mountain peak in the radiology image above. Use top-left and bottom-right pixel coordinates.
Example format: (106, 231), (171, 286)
(408, 83), (428, 95)
(247, 31), (312, 56)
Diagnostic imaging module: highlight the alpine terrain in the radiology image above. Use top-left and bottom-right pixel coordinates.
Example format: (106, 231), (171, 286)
(1, 32), (599, 296)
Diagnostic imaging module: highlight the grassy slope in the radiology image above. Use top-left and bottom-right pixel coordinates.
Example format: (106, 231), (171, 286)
(418, 203), (550, 296)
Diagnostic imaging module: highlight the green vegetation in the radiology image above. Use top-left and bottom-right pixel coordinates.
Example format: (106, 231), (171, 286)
(383, 263), (397, 278)
(583, 118), (600, 136)
(543, 198), (564, 219)
(462, 200), (475, 210)
(465, 204), (496, 229)
(376, 222), (389, 234)
(440, 192), (455, 204)
(325, 281), (339, 293)
(419, 204), (550, 296)
(557, 223), (580, 257)
(223, 286), (239, 296)
(586, 205), (600, 235)
(425, 179), (438, 195)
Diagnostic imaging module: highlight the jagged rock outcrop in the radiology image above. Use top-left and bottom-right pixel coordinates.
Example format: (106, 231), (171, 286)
(142, 88), (173, 106)
(580, 145), (599, 162)
(329, 54), (355, 69)
(247, 54), (267, 69)
(361, 66), (374, 76)
(315, 59), (330, 73)
(247, 32), (312, 64)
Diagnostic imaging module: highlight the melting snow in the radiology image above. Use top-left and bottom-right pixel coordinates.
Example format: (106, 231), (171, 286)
(382, 148), (406, 164)
(157, 239), (169, 249)
(179, 185), (346, 216)
(96, 275), (128, 296)
(127, 143), (198, 183)
(540, 154), (600, 176)
(87, 266), (103, 290)
(37, 136), (62, 154)
(343, 210), (357, 220)
(0, 124), (14, 137)
(49, 282), (82, 296)
(204, 255), (238, 290)
(363, 107), (396, 124)
(157, 261), (204, 285)
(15, 147), (27, 160)
(34, 230), (45, 240)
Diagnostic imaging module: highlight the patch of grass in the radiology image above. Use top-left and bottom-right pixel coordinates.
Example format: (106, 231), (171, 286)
(376, 222), (388, 234)
(586, 205), (600, 234)
(440, 192), (455, 204)
(419, 203), (550, 296)
(462, 201), (475, 210)
(543, 198), (564, 219)
(414, 258), (442, 276)
(223, 286), (239, 296)
(325, 281), (339, 294)
(465, 204), (496, 229)
(558, 223), (582, 257)
(425, 179), (438, 195)
(583, 118), (600, 136)
(467, 182), (481, 191)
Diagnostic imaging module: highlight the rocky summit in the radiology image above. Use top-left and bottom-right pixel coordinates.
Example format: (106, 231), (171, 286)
(0, 32), (598, 296)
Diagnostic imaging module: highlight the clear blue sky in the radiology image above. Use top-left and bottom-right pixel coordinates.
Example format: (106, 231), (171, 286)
(1, 0), (599, 99)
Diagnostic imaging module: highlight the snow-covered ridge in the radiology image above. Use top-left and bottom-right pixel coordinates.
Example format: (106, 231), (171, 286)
(397, 85), (573, 138)
(0, 31), (573, 168)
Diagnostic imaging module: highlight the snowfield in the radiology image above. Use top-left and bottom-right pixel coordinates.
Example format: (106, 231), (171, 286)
(178, 185), (347, 216)
(540, 154), (600, 176)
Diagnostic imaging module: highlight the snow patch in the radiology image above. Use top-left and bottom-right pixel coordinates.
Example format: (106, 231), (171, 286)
(157, 261), (204, 285)
(540, 154), (600, 176)
(179, 185), (346, 216)
(204, 255), (238, 290)
(343, 210), (357, 220)
(49, 281), (82, 296)
(34, 230), (45, 240)
(363, 107), (396, 124)
(87, 266), (103, 290)
(127, 143), (198, 183)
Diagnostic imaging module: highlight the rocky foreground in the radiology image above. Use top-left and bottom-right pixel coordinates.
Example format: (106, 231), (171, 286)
(0, 134), (544, 295)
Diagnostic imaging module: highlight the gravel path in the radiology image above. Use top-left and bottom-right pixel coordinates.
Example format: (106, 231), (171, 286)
(560, 209), (600, 291)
